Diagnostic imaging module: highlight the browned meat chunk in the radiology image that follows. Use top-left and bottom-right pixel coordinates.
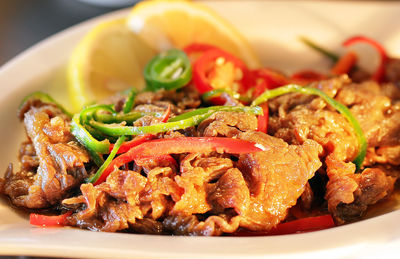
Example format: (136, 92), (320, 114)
(1, 102), (89, 208)
(198, 111), (258, 138)
(325, 155), (396, 224)
(268, 76), (400, 223)
(63, 170), (147, 232)
(269, 76), (358, 161)
(236, 131), (322, 231)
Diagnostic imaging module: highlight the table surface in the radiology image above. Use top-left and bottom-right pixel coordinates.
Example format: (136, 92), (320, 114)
(0, 0), (126, 67)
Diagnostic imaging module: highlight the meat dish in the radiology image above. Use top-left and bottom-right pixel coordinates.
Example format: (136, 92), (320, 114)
(1, 35), (399, 236)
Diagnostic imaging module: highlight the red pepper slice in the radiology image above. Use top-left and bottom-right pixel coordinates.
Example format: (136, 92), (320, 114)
(183, 43), (217, 63)
(291, 70), (328, 85)
(232, 214), (335, 236)
(267, 214), (335, 235)
(193, 48), (252, 96)
(343, 36), (388, 82)
(95, 137), (265, 185)
(253, 80), (268, 99)
(160, 104), (171, 123)
(109, 133), (155, 154)
(257, 103), (269, 133)
(253, 68), (289, 89)
(331, 51), (358, 75)
(30, 212), (72, 227)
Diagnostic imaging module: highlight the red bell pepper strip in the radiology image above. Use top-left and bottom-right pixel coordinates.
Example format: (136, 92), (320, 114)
(232, 214), (335, 236)
(257, 103), (269, 133)
(183, 43), (217, 63)
(160, 104), (171, 123)
(267, 214), (335, 235)
(109, 133), (155, 154)
(331, 51), (358, 75)
(183, 43), (216, 54)
(94, 137), (265, 185)
(192, 48), (252, 95)
(30, 212), (72, 227)
(252, 68), (289, 90)
(343, 36), (388, 82)
(291, 70), (328, 85)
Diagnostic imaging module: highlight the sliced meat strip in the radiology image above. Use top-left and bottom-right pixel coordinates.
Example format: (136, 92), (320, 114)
(325, 155), (396, 224)
(1, 103), (89, 208)
(236, 131), (322, 231)
(63, 169), (147, 232)
(163, 214), (241, 236)
(198, 111), (258, 138)
(269, 76), (358, 162)
(172, 153), (234, 216)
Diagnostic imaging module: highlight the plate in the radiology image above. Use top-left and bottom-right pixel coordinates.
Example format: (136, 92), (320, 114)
(1, 1), (400, 258)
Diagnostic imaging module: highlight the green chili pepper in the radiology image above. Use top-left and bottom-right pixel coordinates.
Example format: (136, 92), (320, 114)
(70, 114), (110, 167)
(79, 104), (115, 125)
(144, 49), (192, 91)
(19, 91), (72, 117)
(252, 84), (367, 170)
(89, 111), (213, 136)
(299, 36), (339, 63)
(93, 111), (163, 124)
(123, 88), (137, 114)
(89, 106), (262, 136)
(87, 135), (126, 184)
(202, 89), (252, 103)
(169, 105), (262, 122)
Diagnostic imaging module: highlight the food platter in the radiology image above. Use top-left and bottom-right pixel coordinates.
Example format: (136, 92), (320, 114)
(0, 1), (400, 258)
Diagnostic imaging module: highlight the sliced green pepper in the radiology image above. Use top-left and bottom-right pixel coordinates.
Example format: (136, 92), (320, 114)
(144, 49), (192, 91)
(252, 84), (367, 170)
(89, 111), (214, 136)
(299, 36), (339, 63)
(70, 114), (110, 167)
(123, 88), (137, 114)
(169, 105), (262, 122)
(89, 106), (262, 136)
(87, 135), (126, 184)
(93, 111), (163, 124)
(79, 104), (115, 125)
(19, 91), (72, 117)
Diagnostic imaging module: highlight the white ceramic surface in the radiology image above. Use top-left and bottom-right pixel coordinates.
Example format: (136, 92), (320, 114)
(1, 1), (400, 258)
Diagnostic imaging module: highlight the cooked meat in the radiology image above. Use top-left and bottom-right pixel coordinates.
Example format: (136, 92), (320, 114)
(171, 153), (235, 216)
(269, 76), (358, 161)
(335, 80), (400, 166)
(1, 102), (89, 208)
(163, 214), (240, 236)
(4, 69), (400, 236)
(270, 76), (400, 165)
(385, 58), (400, 85)
(134, 86), (201, 114)
(198, 111), (258, 138)
(268, 76), (400, 224)
(63, 169), (147, 232)
(325, 155), (396, 224)
(335, 80), (400, 148)
(236, 131), (322, 231)
(61, 131), (322, 235)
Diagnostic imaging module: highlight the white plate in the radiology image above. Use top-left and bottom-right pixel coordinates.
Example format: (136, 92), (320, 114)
(1, 1), (400, 258)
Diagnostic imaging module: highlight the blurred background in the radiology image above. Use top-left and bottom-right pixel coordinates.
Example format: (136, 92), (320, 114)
(0, 0), (138, 66)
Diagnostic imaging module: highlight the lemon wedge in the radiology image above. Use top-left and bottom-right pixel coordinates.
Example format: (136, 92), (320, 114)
(127, 0), (260, 69)
(67, 18), (156, 111)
